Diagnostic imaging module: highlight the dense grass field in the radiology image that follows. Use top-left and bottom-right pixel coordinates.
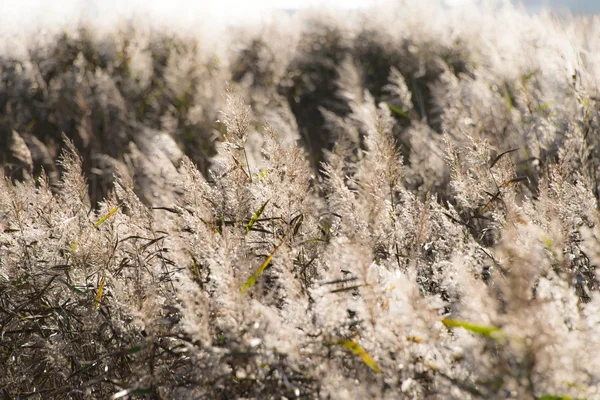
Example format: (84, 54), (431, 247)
(1, 1), (600, 398)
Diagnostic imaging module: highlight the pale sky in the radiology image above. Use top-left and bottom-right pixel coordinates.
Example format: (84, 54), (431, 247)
(2, 0), (378, 30)
(2, 0), (598, 34)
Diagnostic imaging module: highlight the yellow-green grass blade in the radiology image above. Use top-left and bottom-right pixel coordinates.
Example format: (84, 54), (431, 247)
(442, 318), (505, 341)
(95, 206), (119, 227)
(538, 396), (583, 400)
(335, 339), (382, 374)
(386, 102), (409, 118)
(246, 199), (269, 234)
(240, 243), (280, 294)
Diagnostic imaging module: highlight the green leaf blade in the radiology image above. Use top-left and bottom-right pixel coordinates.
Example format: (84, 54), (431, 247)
(336, 339), (382, 374)
(442, 318), (505, 341)
(385, 102), (409, 118)
(95, 206), (119, 227)
(240, 244), (280, 294)
(246, 199), (269, 234)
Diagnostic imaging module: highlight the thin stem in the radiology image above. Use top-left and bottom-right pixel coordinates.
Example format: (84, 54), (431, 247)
(243, 146), (253, 183)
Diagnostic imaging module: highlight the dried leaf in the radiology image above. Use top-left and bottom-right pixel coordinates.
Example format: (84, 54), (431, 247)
(330, 284), (363, 294)
(500, 176), (528, 188)
(290, 213), (304, 238)
(489, 148), (519, 169)
(95, 274), (106, 311)
(480, 191), (501, 213)
(322, 277), (358, 286)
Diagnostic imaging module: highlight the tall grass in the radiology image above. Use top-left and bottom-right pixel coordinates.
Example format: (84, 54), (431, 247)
(1, 1), (600, 398)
